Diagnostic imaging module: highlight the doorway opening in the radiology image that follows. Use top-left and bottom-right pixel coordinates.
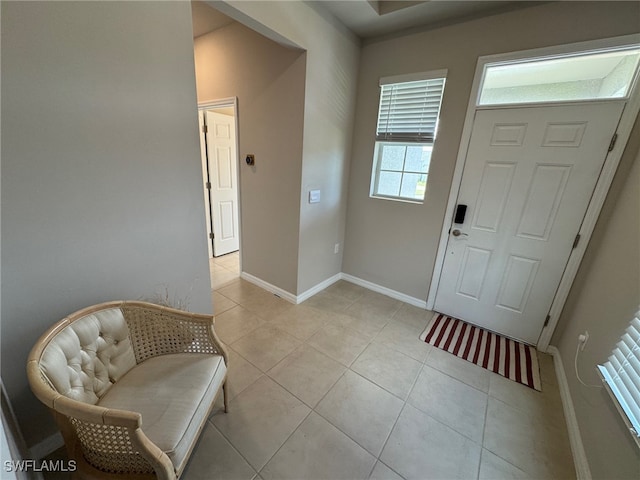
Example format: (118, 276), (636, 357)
(427, 35), (640, 350)
(198, 98), (241, 289)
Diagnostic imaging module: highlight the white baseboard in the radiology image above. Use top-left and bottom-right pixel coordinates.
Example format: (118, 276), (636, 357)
(547, 346), (592, 480)
(239, 271), (428, 309)
(340, 273), (427, 309)
(29, 432), (63, 460)
(297, 273), (342, 304)
(240, 272), (297, 304)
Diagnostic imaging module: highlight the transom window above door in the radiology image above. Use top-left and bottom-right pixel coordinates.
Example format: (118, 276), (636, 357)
(370, 71), (447, 203)
(478, 46), (640, 106)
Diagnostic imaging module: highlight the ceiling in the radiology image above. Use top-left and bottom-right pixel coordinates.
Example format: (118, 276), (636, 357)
(192, 1), (543, 41)
(192, 1), (235, 38)
(315, 0), (542, 39)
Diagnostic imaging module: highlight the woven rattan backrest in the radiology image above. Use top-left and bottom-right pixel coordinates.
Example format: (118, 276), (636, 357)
(121, 304), (220, 364)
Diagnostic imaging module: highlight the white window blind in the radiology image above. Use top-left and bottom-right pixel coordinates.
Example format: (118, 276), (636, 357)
(376, 78), (446, 143)
(597, 309), (640, 446)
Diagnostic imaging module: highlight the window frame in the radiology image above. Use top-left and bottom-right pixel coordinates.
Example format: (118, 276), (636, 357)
(370, 70), (447, 204)
(370, 141), (433, 203)
(597, 308), (640, 449)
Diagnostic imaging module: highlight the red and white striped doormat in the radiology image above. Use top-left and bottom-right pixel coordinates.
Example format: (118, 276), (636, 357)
(420, 313), (542, 391)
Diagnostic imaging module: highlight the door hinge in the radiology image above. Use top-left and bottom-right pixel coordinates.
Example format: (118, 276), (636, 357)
(572, 233), (581, 249)
(608, 133), (618, 152)
(209, 232), (214, 240)
(206, 182), (211, 189)
(202, 124), (208, 134)
(544, 314), (551, 327)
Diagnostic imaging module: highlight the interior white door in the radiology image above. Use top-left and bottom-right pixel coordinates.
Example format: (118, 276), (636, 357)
(434, 102), (624, 344)
(205, 110), (239, 257)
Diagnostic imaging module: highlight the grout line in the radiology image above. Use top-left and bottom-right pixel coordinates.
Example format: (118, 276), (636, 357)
(257, 408), (315, 476)
(206, 419), (259, 476)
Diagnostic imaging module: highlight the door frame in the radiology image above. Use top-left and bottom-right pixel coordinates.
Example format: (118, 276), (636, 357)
(426, 34), (640, 351)
(197, 97), (242, 268)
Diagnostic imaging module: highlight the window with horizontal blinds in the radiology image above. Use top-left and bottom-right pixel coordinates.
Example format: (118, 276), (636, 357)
(597, 310), (640, 446)
(376, 78), (446, 143)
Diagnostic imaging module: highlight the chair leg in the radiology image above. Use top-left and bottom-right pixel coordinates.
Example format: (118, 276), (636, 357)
(223, 380), (229, 413)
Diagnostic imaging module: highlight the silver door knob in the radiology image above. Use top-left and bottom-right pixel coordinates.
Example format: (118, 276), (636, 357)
(451, 229), (468, 237)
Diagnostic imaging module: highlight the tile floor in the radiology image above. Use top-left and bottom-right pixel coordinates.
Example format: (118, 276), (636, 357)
(44, 252), (576, 479)
(182, 253), (576, 479)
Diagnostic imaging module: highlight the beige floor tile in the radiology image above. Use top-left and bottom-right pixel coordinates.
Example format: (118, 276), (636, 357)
(214, 306), (265, 345)
(369, 461), (404, 480)
(381, 404), (481, 480)
(324, 280), (368, 302)
(359, 290), (402, 310)
(218, 280), (267, 303)
(269, 305), (332, 341)
(391, 304), (433, 331)
(408, 365), (487, 443)
(489, 372), (564, 426)
(212, 376), (310, 471)
(210, 261), (232, 273)
(351, 342), (422, 400)
(213, 291), (237, 316)
(211, 269), (240, 290)
(182, 422), (256, 480)
(339, 301), (394, 336)
(346, 293), (402, 326)
(261, 412), (376, 480)
(240, 290), (294, 321)
(224, 348), (263, 401)
(231, 325), (301, 372)
(425, 347), (491, 393)
(268, 344), (346, 407)
(302, 290), (355, 314)
(307, 323), (370, 366)
(478, 449), (531, 480)
(483, 397), (575, 479)
(380, 405), (481, 480)
(374, 321), (432, 363)
(217, 258), (240, 272)
(315, 370), (404, 456)
(329, 310), (385, 342)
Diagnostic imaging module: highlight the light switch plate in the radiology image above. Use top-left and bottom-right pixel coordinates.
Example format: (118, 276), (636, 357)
(309, 189), (321, 204)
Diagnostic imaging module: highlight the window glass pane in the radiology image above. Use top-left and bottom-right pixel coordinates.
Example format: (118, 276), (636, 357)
(416, 174), (428, 199)
(479, 47), (640, 105)
(380, 145), (406, 171)
(377, 171), (402, 197)
(405, 145), (432, 173)
(400, 173), (425, 199)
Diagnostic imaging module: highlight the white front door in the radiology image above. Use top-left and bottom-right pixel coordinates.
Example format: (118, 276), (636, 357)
(204, 110), (239, 257)
(434, 102), (624, 344)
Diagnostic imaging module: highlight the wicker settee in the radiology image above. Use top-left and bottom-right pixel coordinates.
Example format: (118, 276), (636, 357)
(26, 301), (228, 480)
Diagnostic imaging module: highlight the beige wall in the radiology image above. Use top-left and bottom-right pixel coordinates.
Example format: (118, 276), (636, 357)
(342, 1), (640, 301)
(194, 22), (306, 294)
(552, 123), (640, 479)
(212, 1), (361, 295)
(1, 1), (211, 448)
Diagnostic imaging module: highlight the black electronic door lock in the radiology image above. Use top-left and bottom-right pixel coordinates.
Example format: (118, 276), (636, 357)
(454, 204), (467, 224)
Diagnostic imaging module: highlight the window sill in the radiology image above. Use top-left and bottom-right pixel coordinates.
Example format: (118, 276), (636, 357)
(370, 194), (424, 205)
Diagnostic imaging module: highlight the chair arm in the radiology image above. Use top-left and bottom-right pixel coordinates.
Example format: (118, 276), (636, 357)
(120, 301), (228, 366)
(26, 365), (175, 480)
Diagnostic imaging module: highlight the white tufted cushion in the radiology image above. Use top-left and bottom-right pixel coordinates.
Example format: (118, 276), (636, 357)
(40, 308), (137, 404)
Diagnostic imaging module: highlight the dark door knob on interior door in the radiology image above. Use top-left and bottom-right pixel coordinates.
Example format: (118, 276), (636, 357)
(451, 229), (468, 237)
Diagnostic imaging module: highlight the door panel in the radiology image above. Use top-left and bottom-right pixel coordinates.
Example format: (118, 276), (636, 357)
(205, 110), (239, 257)
(434, 102), (624, 344)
